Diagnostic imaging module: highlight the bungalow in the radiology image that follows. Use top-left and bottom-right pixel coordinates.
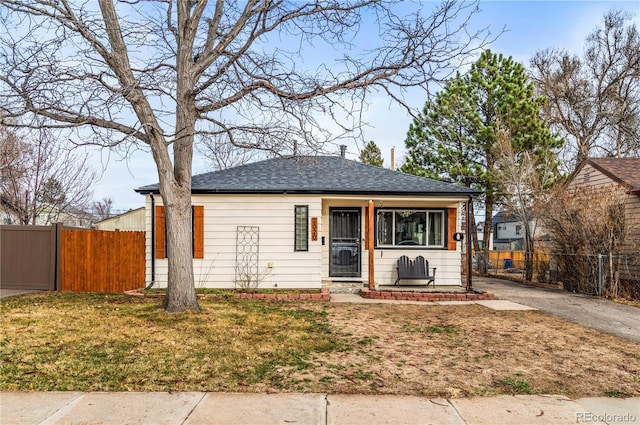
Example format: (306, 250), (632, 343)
(135, 153), (478, 291)
(564, 157), (640, 281)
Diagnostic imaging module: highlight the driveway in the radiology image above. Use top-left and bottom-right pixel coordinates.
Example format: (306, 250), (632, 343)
(473, 277), (640, 344)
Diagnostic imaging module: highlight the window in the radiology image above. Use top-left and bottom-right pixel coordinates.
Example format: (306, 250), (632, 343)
(155, 205), (204, 259)
(376, 209), (445, 248)
(294, 205), (309, 251)
(515, 225), (522, 235)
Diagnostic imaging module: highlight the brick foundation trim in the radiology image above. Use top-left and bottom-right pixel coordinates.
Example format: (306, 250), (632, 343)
(125, 288), (330, 301)
(360, 289), (494, 302)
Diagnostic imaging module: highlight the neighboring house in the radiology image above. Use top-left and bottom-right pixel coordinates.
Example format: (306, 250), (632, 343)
(95, 207), (145, 231)
(135, 154), (478, 290)
(474, 221), (492, 250)
(0, 199), (94, 228)
(492, 211), (529, 251)
(565, 157), (640, 276)
(0, 197), (19, 225)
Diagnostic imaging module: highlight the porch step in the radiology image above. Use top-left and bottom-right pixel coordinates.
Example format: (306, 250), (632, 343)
(322, 280), (367, 294)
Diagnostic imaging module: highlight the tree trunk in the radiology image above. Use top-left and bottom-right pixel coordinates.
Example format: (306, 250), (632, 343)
(524, 222), (534, 282)
(160, 8), (200, 313)
(160, 187), (200, 313)
(479, 200), (493, 275)
(469, 202), (481, 252)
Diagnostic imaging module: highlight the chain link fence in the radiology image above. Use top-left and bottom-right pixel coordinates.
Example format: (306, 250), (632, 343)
(474, 250), (640, 300)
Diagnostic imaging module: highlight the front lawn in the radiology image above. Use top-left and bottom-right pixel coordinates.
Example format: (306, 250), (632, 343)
(1, 292), (639, 397)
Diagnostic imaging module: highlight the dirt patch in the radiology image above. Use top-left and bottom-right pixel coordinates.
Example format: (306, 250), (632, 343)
(280, 303), (640, 398)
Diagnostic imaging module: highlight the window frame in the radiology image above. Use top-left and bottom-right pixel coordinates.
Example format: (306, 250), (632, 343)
(294, 205), (309, 252)
(374, 208), (447, 249)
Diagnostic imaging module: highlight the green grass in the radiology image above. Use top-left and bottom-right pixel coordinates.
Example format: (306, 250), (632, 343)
(0, 293), (339, 392)
(496, 377), (534, 394)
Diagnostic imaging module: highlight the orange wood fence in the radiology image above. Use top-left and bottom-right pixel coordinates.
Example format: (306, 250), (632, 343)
(59, 228), (145, 292)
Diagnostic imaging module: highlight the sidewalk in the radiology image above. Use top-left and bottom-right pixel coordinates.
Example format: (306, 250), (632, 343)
(1, 392), (638, 425)
(2, 290), (638, 425)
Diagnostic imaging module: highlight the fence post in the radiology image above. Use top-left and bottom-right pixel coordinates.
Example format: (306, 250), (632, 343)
(54, 222), (63, 291)
(597, 253), (603, 296)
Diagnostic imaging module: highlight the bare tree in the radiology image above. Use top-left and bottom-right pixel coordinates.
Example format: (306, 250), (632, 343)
(0, 0), (492, 312)
(530, 10), (640, 171)
(93, 197), (114, 221)
(493, 124), (560, 281)
(539, 185), (631, 297)
(0, 125), (95, 225)
(197, 134), (259, 171)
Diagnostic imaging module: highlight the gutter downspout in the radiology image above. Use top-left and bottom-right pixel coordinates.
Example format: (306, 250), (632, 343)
(146, 193), (156, 289)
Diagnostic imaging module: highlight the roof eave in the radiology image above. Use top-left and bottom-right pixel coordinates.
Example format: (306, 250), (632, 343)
(135, 188), (480, 197)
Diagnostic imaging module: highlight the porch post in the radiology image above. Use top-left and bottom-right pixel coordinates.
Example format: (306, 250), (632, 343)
(368, 200), (375, 290)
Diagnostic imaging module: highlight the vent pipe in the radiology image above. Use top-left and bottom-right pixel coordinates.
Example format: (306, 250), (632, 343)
(390, 147), (395, 170)
(339, 145), (347, 158)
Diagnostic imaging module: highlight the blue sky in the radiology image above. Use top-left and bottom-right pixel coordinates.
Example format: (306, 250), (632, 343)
(91, 1), (639, 212)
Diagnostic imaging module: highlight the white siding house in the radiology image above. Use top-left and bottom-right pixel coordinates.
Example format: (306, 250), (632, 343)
(136, 155), (478, 290)
(95, 207), (145, 231)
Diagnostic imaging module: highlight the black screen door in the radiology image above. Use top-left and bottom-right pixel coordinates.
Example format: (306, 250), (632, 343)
(329, 208), (361, 277)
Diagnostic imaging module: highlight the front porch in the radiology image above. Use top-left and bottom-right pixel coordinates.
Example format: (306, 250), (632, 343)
(322, 279), (468, 294)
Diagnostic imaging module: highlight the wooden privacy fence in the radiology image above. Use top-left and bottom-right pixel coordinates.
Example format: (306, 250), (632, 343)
(0, 224), (145, 293)
(59, 228), (145, 292)
(475, 250), (550, 270)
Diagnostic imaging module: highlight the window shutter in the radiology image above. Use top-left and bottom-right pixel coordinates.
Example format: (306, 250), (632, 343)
(447, 208), (457, 250)
(155, 205), (166, 259)
(193, 205), (204, 259)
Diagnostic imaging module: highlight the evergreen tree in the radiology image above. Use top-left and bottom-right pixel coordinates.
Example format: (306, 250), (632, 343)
(359, 141), (384, 167)
(402, 50), (562, 273)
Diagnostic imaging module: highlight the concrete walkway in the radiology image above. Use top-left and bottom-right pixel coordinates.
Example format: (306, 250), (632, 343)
(330, 293), (538, 310)
(473, 277), (640, 343)
(1, 392), (638, 425)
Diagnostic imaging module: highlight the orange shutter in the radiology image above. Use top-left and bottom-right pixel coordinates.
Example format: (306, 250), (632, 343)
(447, 208), (457, 250)
(193, 205), (204, 259)
(155, 205), (166, 259)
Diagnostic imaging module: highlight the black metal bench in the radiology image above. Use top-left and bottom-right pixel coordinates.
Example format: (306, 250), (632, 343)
(395, 255), (436, 287)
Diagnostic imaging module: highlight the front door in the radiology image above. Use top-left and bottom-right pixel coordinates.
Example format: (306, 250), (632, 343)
(329, 208), (361, 277)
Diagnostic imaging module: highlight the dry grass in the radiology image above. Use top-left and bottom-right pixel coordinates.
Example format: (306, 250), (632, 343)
(299, 303), (640, 398)
(1, 293), (639, 398)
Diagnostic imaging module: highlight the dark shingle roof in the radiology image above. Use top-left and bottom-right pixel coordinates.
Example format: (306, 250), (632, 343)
(135, 156), (478, 197)
(587, 158), (640, 193)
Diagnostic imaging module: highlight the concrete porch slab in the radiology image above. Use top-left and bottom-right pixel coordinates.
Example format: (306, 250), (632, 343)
(474, 300), (539, 311)
(436, 300), (475, 305)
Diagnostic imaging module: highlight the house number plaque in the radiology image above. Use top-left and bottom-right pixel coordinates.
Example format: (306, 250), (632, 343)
(311, 217), (318, 241)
